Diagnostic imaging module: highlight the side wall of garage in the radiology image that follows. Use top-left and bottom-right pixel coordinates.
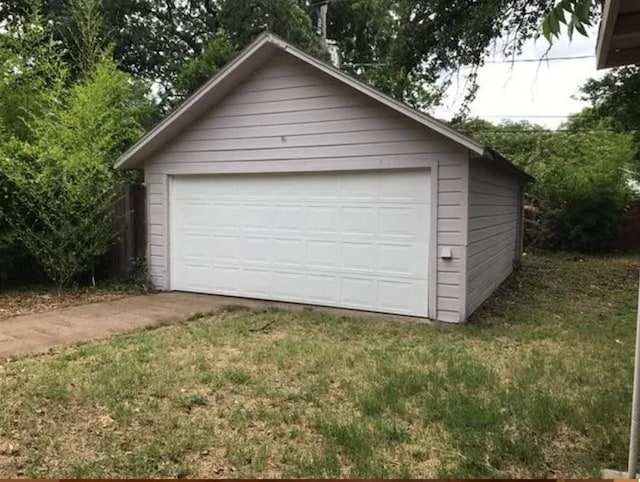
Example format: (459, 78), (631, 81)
(466, 159), (523, 317)
(143, 51), (470, 322)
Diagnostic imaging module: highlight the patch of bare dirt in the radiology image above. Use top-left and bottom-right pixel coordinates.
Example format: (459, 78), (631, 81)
(0, 438), (20, 478)
(0, 288), (132, 321)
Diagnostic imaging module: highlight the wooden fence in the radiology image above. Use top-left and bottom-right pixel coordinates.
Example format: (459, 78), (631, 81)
(622, 200), (640, 253)
(109, 184), (146, 278)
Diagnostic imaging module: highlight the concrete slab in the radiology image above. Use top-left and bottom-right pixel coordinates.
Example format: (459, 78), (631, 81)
(0, 292), (429, 360)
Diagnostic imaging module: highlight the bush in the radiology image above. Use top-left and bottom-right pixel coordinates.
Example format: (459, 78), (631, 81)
(456, 117), (635, 253)
(0, 6), (152, 289)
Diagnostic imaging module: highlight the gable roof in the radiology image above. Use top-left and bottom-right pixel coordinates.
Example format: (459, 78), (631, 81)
(115, 32), (533, 182)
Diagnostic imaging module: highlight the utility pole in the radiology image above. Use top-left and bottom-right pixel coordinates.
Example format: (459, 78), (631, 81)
(315, 0), (340, 67)
(317, 0), (328, 47)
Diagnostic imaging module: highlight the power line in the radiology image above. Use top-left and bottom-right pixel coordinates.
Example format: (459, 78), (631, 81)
(438, 114), (573, 120)
(484, 55), (594, 64)
(468, 129), (640, 133)
(346, 55), (595, 68)
(470, 114), (571, 118)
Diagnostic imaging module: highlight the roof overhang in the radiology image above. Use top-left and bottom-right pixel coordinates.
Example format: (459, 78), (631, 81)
(596, 0), (640, 69)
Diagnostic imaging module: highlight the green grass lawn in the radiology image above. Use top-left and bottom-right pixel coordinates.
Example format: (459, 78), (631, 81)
(0, 253), (638, 478)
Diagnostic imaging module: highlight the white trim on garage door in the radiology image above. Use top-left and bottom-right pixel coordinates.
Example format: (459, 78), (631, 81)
(169, 169), (431, 317)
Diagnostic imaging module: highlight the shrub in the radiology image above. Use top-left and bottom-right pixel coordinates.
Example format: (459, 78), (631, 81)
(456, 117), (635, 253)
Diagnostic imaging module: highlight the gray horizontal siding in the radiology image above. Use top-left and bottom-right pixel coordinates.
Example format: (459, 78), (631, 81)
(466, 160), (522, 316)
(145, 51), (468, 321)
(435, 155), (467, 323)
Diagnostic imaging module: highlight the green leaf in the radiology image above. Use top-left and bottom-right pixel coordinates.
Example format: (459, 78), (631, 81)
(575, 0), (592, 24)
(556, 6), (567, 25)
(542, 16), (552, 41)
(575, 19), (588, 37)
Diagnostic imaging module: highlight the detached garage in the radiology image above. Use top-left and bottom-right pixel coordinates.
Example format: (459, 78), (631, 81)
(116, 33), (533, 323)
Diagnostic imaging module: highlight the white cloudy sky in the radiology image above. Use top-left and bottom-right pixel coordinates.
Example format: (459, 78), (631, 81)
(433, 28), (603, 128)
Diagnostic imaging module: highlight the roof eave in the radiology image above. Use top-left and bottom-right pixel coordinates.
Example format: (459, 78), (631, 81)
(480, 148), (535, 183)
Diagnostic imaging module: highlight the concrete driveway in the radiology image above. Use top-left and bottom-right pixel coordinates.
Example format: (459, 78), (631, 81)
(0, 292), (238, 359)
(0, 291), (425, 360)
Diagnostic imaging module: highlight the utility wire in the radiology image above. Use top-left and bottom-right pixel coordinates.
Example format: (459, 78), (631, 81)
(464, 114), (572, 118)
(346, 55), (595, 67)
(467, 129), (640, 133)
(485, 55), (594, 63)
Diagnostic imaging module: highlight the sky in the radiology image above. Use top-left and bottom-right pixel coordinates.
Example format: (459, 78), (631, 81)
(433, 28), (603, 129)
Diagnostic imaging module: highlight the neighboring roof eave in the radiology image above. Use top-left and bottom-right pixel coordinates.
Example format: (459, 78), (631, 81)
(596, 0), (623, 69)
(115, 32), (490, 170)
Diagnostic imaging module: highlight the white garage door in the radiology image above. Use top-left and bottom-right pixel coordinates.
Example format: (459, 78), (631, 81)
(169, 169), (430, 316)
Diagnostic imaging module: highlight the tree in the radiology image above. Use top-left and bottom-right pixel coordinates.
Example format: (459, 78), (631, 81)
(455, 115), (636, 252)
(0, 3), (154, 289)
(220, 0), (320, 53)
(0, 6), (68, 140)
(0, 0), (600, 111)
(325, 0), (596, 112)
(581, 66), (640, 178)
(173, 31), (235, 100)
(0, 5), (69, 287)
(172, 0), (325, 102)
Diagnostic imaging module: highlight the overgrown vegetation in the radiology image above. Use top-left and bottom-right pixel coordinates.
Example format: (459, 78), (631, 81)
(0, 254), (636, 478)
(0, 2), (154, 290)
(455, 115), (636, 252)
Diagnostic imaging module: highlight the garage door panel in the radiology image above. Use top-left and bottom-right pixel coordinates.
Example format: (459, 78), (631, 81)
(180, 202), (210, 228)
(241, 237), (272, 265)
(342, 242), (376, 273)
(208, 204), (239, 231)
(179, 233), (211, 260)
(211, 235), (239, 262)
(170, 170), (430, 317)
(341, 277), (377, 310)
(341, 173), (378, 201)
(378, 243), (428, 278)
(380, 205), (430, 238)
(271, 271), (306, 300)
(178, 263), (214, 292)
(307, 240), (339, 269)
(242, 205), (272, 232)
(378, 279), (428, 315)
(378, 173), (431, 203)
(307, 206), (340, 233)
(242, 267), (271, 297)
(274, 205), (306, 233)
(272, 238), (306, 267)
(306, 274), (340, 303)
(341, 206), (377, 235)
(210, 266), (242, 294)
